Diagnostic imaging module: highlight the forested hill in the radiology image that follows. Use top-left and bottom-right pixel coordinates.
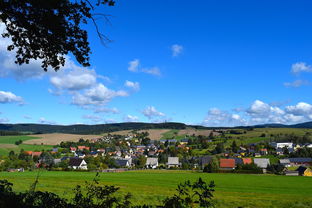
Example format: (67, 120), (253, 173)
(0, 122), (209, 135)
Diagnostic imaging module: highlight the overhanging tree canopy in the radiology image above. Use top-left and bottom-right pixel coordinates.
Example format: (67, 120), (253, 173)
(0, 0), (115, 71)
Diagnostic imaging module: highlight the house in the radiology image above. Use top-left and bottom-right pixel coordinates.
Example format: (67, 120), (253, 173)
(115, 159), (131, 167)
(254, 158), (270, 170)
(296, 166), (312, 176)
(230, 158), (243, 166)
(70, 147), (77, 152)
(146, 157), (159, 169)
(167, 157), (180, 168)
(260, 149), (268, 155)
(24, 151), (33, 156)
(68, 158), (88, 170)
(77, 146), (90, 151)
(242, 158), (252, 165)
(270, 142), (293, 149)
(32, 152), (42, 157)
(254, 153), (261, 157)
(200, 156), (213, 169)
(53, 159), (62, 165)
(289, 158), (312, 166)
(279, 159), (291, 167)
(219, 159), (235, 170)
(180, 138), (189, 145)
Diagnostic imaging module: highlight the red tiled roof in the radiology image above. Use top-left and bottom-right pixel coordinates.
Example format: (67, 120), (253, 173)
(32, 152), (42, 157)
(242, 158), (252, 164)
(24, 151), (32, 155)
(219, 159), (235, 168)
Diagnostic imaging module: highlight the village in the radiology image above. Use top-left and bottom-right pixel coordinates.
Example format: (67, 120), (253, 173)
(2, 130), (312, 177)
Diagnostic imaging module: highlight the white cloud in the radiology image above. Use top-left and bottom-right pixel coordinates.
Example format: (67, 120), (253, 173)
(142, 106), (165, 120)
(142, 67), (161, 76)
(285, 102), (312, 116)
(171, 44), (183, 57)
(124, 80), (140, 91)
(128, 59), (161, 76)
(284, 80), (309, 88)
(94, 107), (119, 114)
(291, 62), (312, 74)
(38, 117), (56, 125)
(50, 69), (96, 91)
(124, 115), (139, 122)
(202, 108), (246, 127)
(0, 90), (23, 104)
(128, 59), (140, 72)
(72, 83), (128, 106)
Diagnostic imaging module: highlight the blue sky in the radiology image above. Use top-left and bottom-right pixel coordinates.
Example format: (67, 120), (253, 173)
(1, 0), (312, 126)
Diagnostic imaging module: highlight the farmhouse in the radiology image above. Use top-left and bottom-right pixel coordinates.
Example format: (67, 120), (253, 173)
(270, 142), (293, 149)
(219, 159), (235, 170)
(167, 157), (180, 168)
(68, 158), (88, 170)
(146, 157), (159, 169)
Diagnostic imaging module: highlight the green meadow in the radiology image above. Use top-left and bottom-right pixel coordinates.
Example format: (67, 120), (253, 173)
(0, 170), (311, 208)
(0, 135), (53, 155)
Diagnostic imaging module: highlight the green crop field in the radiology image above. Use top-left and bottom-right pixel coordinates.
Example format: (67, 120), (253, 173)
(0, 135), (53, 156)
(0, 170), (311, 208)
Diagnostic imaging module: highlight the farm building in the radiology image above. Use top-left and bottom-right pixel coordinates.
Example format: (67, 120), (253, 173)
(279, 159), (291, 167)
(219, 159), (235, 170)
(167, 157), (180, 168)
(68, 158), (88, 170)
(146, 158), (159, 169)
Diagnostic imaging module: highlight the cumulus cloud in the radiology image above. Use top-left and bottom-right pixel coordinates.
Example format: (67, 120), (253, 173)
(128, 59), (161, 76)
(0, 90), (23, 104)
(94, 107), (119, 114)
(291, 62), (312, 74)
(124, 115), (139, 122)
(202, 108), (246, 127)
(124, 80), (140, 91)
(285, 102), (312, 116)
(284, 80), (309, 88)
(142, 106), (165, 120)
(50, 69), (97, 91)
(171, 44), (183, 57)
(128, 59), (140, 72)
(72, 84), (128, 106)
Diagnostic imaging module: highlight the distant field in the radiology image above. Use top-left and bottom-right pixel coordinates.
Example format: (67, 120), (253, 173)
(24, 133), (102, 145)
(0, 135), (53, 155)
(0, 170), (311, 208)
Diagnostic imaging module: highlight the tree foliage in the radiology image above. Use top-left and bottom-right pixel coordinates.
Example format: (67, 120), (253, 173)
(0, 0), (115, 71)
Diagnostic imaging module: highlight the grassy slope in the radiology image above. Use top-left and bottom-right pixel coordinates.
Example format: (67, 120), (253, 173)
(0, 170), (311, 208)
(0, 135), (53, 155)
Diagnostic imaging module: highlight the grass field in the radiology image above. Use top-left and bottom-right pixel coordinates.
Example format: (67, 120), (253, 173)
(0, 135), (53, 155)
(0, 170), (311, 208)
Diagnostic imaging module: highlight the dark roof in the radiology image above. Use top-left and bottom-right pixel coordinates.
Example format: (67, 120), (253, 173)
(230, 158), (243, 165)
(289, 158), (312, 163)
(296, 166), (308, 175)
(115, 159), (129, 167)
(200, 156), (212, 166)
(69, 158), (84, 166)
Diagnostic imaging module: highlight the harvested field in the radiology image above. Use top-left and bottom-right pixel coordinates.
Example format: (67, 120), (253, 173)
(178, 129), (218, 137)
(103, 129), (172, 140)
(24, 133), (101, 145)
